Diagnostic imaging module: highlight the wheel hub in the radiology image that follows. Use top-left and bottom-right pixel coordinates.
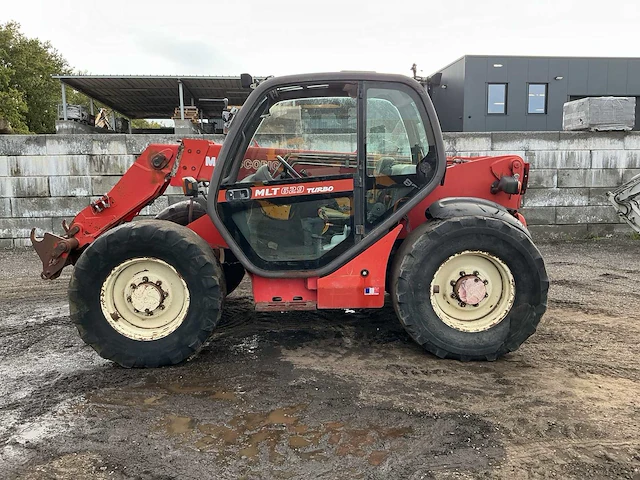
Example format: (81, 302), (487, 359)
(454, 274), (487, 306)
(430, 250), (515, 333)
(128, 280), (166, 314)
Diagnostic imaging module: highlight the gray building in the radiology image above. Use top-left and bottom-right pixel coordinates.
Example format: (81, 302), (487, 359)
(428, 55), (640, 132)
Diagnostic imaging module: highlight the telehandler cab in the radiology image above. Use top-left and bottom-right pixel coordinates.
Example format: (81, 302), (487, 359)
(31, 72), (548, 367)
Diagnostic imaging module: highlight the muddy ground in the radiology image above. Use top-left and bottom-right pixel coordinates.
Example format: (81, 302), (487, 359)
(0, 238), (639, 480)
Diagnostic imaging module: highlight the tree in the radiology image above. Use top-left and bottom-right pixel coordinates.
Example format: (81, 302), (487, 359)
(0, 64), (28, 133)
(0, 21), (70, 133)
(131, 119), (164, 129)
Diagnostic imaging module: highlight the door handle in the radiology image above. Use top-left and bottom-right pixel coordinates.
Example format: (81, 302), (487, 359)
(225, 188), (252, 202)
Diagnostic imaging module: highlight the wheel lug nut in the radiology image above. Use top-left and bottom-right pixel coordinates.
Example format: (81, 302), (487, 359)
(473, 271), (479, 276)
(450, 280), (456, 286)
(484, 293), (489, 298)
(142, 276), (149, 282)
(156, 280), (162, 286)
(130, 283), (137, 289)
(159, 305), (165, 310)
(459, 271), (466, 276)
(483, 280), (488, 285)
(450, 292), (456, 298)
(459, 301), (466, 307)
(126, 296), (132, 302)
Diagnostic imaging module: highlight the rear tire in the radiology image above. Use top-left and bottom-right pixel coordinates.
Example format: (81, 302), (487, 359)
(391, 216), (548, 361)
(69, 220), (224, 367)
(155, 200), (245, 295)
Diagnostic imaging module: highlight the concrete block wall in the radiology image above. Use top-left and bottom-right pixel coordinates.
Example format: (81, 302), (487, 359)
(0, 134), (224, 248)
(0, 131), (637, 247)
(443, 131), (637, 239)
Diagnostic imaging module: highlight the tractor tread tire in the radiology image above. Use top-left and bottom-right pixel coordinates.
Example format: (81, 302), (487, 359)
(391, 216), (548, 361)
(69, 219), (224, 368)
(155, 200), (245, 295)
(155, 200), (207, 224)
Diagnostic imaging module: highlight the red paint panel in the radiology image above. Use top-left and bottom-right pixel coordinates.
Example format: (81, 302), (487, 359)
(218, 178), (354, 203)
(406, 155), (526, 238)
(316, 225), (403, 309)
(251, 275), (318, 304)
(169, 139), (221, 186)
(186, 215), (228, 248)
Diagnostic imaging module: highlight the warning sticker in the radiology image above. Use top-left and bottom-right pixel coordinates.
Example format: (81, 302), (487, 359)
(364, 287), (380, 296)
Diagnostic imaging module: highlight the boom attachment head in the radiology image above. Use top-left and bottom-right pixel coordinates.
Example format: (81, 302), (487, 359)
(30, 224), (79, 280)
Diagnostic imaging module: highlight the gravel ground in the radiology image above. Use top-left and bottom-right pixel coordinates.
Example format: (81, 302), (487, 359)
(0, 239), (639, 479)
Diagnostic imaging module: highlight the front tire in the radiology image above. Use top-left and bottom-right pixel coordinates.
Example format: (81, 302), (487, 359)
(69, 220), (224, 367)
(391, 216), (548, 361)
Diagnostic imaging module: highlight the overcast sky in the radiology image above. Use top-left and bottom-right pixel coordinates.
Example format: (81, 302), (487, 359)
(4, 0), (640, 78)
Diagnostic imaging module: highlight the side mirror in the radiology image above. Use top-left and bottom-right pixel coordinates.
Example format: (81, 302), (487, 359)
(240, 73), (253, 89)
(182, 177), (199, 197)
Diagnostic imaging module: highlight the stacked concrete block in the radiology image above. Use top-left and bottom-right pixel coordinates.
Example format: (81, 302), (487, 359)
(563, 97), (636, 132)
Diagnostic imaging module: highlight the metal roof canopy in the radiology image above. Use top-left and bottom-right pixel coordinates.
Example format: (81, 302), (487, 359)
(53, 75), (253, 119)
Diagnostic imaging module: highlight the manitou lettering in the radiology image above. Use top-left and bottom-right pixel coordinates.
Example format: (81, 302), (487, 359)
(205, 156), (216, 167)
(306, 186), (334, 194)
(254, 187), (280, 197)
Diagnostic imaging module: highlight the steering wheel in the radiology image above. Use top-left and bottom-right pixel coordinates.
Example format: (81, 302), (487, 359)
(276, 155), (302, 179)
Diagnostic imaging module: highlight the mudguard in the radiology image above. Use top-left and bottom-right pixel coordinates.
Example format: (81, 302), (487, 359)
(426, 197), (531, 237)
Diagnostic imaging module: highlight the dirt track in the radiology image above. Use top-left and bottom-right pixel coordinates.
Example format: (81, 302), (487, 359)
(0, 239), (639, 480)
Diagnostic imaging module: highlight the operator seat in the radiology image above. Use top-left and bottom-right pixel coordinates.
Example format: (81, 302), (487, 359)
(374, 157), (396, 176)
(240, 164), (273, 183)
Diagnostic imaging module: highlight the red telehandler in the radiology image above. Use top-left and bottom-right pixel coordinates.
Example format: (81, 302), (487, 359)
(31, 72), (548, 367)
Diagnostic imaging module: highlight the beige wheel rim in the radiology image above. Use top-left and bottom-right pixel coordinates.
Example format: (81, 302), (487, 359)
(100, 257), (190, 341)
(430, 250), (515, 333)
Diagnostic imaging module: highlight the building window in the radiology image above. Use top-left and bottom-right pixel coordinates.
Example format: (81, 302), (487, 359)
(528, 84), (548, 114)
(487, 83), (507, 114)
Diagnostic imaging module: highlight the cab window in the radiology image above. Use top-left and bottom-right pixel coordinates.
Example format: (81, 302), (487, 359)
(365, 85), (437, 228)
(217, 83), (358, 271)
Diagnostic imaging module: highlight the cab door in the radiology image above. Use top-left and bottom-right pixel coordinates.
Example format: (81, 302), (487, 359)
(215, 81), (361, 273)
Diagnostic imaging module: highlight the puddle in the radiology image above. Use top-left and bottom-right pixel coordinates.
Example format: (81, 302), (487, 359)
(87, 383), (410, 468)
(289, 435), (312, 448)
(368, 450), (389, 466)
(163, 383), (238, 401)
(160, 404), (412, 466)
(143, 394), (166, 405)
(211, 391), (237, 401)
(88, 381), (238, 408)
(166, 415), (194, 435)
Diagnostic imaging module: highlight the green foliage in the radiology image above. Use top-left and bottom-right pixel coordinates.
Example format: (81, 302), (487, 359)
(0, 65), (28, 133)
(131, 119), (164, 129)
(0, 21), (70, 133)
